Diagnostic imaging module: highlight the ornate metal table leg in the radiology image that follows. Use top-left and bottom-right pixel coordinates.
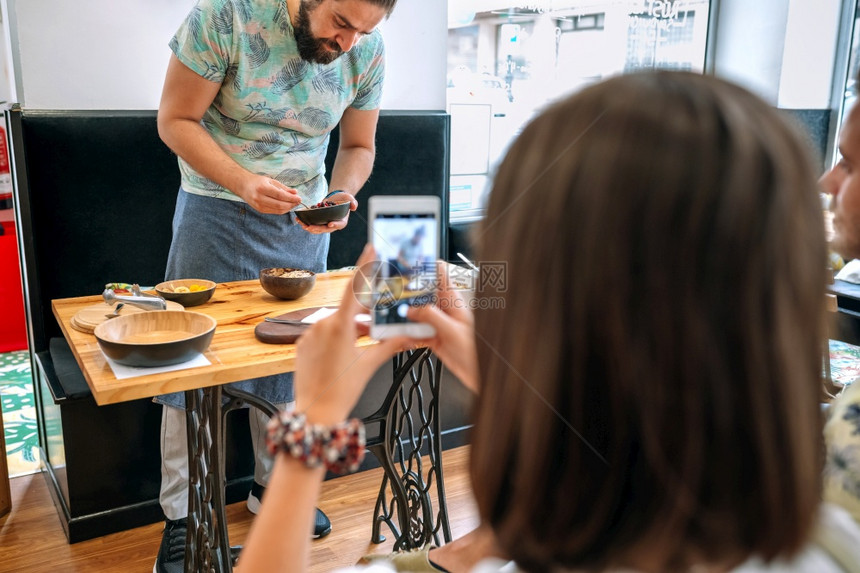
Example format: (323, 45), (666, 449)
(222, 386), (279, 419)
(218, 387), (281, 565)
(365, 349), (452, 550)
(185, 385), (232, 573)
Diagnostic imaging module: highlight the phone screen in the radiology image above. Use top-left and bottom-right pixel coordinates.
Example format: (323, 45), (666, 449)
(370, 212), (438, 336)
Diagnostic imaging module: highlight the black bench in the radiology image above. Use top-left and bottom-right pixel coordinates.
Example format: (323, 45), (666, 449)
(8, 107), (468, 543)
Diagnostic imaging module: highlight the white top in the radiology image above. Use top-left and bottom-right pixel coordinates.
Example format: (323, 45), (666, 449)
(338, 504), (860, 572)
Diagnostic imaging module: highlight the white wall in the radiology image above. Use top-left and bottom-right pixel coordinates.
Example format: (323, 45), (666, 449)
(713, 0), (843, 108)
(380, 0), (446, 109)
(4, 0), (446, 110)
(778, 0), (842, 108)
(0, 0), (14, 104)
(711, 0), (791, 105)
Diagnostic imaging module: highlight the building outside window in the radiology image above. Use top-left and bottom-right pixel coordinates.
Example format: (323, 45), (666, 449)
(448, 0), (714, 219)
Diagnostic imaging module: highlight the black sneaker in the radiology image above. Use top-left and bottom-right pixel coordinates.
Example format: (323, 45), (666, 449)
(153, 517), (186, 573)
(246, 482), (332, 539)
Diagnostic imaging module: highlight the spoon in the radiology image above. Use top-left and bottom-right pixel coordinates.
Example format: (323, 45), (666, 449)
(104, 303), (125, 319)
(263, 317), (308, 326)
(296, 191), (344, 211)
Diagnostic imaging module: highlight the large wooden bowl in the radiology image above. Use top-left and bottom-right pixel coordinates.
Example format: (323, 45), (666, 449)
(94, 310), (216, 367)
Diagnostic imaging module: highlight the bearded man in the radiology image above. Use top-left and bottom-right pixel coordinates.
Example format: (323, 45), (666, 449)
(154, 0), (396, 570)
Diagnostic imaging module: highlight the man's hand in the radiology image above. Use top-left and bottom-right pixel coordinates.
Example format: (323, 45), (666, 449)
(234, 175), (302, 214)
(297, 191), (358, 234)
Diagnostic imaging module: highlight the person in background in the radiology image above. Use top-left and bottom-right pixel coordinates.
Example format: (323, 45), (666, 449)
(397, 226), (427, 276)
(819, 74), (860, 528)
(153, 0), (397, 570)
(393, 225), (427, 277)
(238, 71), (860, 572)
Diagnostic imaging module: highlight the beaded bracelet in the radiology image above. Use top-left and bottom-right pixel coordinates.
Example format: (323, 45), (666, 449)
(265, 410), (366, 475)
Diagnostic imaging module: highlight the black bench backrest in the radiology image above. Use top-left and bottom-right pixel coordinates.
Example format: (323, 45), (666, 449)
(8, 109), (180, 352)
(9, 108), (449, 355)
(778, 108), (831, 175)
(326, 111), (450, 269)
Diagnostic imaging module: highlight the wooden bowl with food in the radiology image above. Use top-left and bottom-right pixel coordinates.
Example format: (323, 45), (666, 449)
(259, 268), (316, 300)
(155, 279), (216, 307)
(294, 200), (351, 226)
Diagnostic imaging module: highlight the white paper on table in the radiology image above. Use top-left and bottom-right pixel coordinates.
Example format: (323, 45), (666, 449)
(836, 259), (860, 284)
(301, 307), (338, 323)
(103, 352), (212, 380)
(300, 307), (371, 324)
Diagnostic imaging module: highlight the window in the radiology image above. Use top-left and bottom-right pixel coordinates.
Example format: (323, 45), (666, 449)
(448, 0), (715, 219)
(831, 1), (860, 168)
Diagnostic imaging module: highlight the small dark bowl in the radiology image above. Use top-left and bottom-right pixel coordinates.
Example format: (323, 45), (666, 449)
(94, 310), (216, 367)
(294, 202), (350, 226)
(260, 268), (316, 300)
(155, 279), (216, 307)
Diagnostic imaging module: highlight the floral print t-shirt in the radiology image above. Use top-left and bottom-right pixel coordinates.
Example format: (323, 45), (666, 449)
(825, 381), (860, 524)
(169, 0), (385, 204)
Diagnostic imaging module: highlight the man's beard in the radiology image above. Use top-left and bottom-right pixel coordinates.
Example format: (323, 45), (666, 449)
(294, 1), (343, 65)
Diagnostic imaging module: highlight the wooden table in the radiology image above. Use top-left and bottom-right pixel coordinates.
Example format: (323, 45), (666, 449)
(51, 271), (361, 405)
(51, 272), (451, 571)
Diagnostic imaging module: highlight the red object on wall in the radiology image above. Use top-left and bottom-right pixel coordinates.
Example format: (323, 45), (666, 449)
(0, 219), (27, 352)
(0, 120), (26, 351)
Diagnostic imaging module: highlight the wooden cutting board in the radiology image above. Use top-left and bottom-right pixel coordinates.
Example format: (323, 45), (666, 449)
(254, 307), (325, 345)
(71, 301), (185, 334)
(254, 307), (372, 344)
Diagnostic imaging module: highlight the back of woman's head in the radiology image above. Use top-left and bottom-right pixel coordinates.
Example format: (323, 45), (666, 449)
(469, 71), (827, 572)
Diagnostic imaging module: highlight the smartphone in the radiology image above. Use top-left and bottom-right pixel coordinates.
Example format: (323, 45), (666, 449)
(368, 195), (441, 339)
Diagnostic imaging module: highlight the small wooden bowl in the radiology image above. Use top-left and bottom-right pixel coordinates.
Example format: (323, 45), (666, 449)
(259, 268), (316, 300)
(94, 310), (216, 367)
(294, 202), (350, 226)
(155, 279), (216, 307)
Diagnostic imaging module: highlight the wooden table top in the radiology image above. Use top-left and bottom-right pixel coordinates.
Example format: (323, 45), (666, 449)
(51, 271), (370, 406)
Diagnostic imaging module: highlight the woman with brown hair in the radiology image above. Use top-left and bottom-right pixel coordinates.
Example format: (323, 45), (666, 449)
(238, 71), (860, 572)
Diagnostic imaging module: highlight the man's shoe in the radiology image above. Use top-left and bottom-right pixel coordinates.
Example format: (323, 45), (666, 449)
(153, 517), (186, 573)
(247, 482), (332, 539)
(246, 481), (266, 514)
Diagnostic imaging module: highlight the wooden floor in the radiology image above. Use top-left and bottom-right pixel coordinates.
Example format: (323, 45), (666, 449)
(0, 446), (478, 573)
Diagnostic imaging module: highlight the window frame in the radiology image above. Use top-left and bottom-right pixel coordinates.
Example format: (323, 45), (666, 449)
(827, 0), (859, 170)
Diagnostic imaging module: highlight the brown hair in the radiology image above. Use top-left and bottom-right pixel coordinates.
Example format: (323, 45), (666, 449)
(469, 71), (827, 572)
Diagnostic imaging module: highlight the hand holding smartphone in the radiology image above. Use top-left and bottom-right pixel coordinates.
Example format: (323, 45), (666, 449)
(368, 196), (441, 339)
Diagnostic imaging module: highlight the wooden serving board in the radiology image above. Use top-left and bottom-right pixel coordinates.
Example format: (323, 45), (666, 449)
(71, 301), (185, 334)
(253, 307), (325, 345)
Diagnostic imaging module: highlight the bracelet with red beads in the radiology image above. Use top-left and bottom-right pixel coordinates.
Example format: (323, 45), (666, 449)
(265, 410), (365, 474)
